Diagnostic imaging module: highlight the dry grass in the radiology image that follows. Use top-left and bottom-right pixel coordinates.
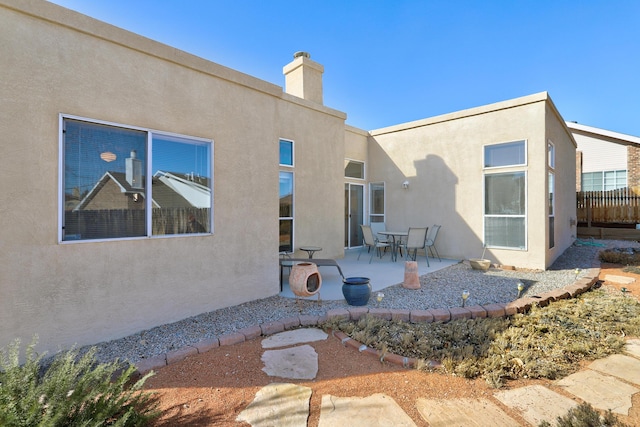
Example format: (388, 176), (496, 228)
(600, 248), (640, 265)
(323, 289), (640, 389)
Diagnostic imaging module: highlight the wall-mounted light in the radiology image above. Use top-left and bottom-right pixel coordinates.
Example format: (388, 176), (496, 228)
(402, 180), (409, 189)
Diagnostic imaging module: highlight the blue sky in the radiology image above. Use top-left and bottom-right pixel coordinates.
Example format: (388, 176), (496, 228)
(49, 0), (640, 137)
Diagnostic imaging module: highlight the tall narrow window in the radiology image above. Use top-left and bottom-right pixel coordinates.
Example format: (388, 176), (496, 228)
(369, 182), (385, 223)
(61, 116), (212, 242)
(548, 141), (555, 249)
(484, 172), (526, 249)
(279, 139), (294, 252)
(483, 140), (527, 249)
(279, 171), (294, 252)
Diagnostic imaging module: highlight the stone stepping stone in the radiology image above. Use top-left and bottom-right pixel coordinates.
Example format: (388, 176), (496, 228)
(589, 353), (640, 385)
(262, 328), (328, 349)
(417, 397), (520, 427)
(319, 393), (417, 426)
(604, 274), (636, 285)
(236, 382), (311, 427)
(262, 344), (318, 380)
(494, 385), (577, 426)
(556, 370), (638, 415)
(625, 339), (640, 358)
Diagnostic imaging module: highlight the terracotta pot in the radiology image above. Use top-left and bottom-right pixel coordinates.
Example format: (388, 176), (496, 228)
(403, 261), (420, 289)
(289, 262), (322, 297)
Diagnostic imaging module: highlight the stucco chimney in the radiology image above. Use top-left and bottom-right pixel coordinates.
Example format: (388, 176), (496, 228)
(283, 51), (324, 104)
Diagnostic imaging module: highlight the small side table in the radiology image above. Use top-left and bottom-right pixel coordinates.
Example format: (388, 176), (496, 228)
(299, 246), (322, 259)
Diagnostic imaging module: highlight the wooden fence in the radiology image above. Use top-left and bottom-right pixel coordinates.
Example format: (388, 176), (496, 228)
(577, 188), (640, 225)
(64, 207), (210, 240)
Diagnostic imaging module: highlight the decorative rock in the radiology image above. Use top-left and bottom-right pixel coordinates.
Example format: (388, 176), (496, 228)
(403, 261), (420, 289)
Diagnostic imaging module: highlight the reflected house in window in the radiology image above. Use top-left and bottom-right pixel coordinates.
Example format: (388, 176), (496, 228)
(72, 168), (211, 236)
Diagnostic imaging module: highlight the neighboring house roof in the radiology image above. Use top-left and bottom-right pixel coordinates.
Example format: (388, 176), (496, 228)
(73, 171), (210, 211)
(566, 121), (640, 147)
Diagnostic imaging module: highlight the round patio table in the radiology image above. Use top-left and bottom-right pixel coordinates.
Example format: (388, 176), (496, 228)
(299, 246), (322, 259)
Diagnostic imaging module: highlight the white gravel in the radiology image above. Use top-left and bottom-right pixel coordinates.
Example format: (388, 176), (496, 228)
(87, 239), (639, 364)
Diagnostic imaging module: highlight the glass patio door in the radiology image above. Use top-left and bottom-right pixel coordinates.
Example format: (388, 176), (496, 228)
(344, 183), (364, 248)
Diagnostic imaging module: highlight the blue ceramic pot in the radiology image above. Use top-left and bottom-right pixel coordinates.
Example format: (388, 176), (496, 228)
(342, 277), (371, 306)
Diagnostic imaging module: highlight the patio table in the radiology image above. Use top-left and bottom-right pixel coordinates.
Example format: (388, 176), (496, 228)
(378, 231), (408, 262)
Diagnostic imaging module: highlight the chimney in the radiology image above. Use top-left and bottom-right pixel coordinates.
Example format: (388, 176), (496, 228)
(283, 51), (324, 104)
(126, 150), (143, 189)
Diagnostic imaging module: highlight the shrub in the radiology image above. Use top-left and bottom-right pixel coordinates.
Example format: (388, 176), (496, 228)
(599, 248), (640, 265)
(538, 402), (628, 427)
(0, 337), (159, 426)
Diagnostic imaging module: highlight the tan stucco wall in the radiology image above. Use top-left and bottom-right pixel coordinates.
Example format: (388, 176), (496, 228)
(367, 93), (574, 270)
(545, 105), (578, 267)
(0, 0), (345, 354)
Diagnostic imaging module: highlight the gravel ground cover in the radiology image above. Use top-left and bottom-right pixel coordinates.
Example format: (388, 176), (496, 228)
(87, 239), (639, 365)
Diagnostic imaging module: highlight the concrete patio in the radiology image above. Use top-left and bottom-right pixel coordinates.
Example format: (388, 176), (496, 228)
(279, 248), (459, 301)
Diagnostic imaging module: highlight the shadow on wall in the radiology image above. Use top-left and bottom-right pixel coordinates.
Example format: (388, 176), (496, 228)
(408, 153), (485, 263)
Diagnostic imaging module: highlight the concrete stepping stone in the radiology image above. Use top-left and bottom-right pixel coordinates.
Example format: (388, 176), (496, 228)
(604, 274), (636, 285)
(236, 382), (311, 427)
(262, 328), (328, 349)
(417, 397), (520, 427)
(625, 339), (640, 358)
(319, 393), (416, 426)
(494, 385), (577, 426)
(261, 344), (318, 380)
(588, 353), (640, 385)
(556, 370), (638, 415)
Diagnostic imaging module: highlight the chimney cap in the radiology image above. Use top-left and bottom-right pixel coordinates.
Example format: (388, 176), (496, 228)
(293, 51), (310, 59)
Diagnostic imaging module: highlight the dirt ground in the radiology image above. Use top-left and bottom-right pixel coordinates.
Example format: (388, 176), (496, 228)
(144, 265), (640, 426)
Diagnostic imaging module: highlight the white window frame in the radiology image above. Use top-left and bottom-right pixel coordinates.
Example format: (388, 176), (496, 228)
(548, 140), (555, 249)
(279, 138), (294, 167)
(483, 139), (528, 250)
(483, 139), (527, 169)
(581, 170), (627, 191)
(58, 114), (213, 243)
(279, 138), (295, 253)
(369, 182), (385, 224)
(344, 158), (366, 180)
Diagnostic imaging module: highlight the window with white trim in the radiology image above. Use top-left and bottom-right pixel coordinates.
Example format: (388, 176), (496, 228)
(60, 116), (212, 242)
(345, 159), (365, 179)
(369, 182), (385, 223)
(581, 170), (627, 191)
(548, 141), (555, 249)
(279, 139), (294, 252)
(483, 140), (527, 249)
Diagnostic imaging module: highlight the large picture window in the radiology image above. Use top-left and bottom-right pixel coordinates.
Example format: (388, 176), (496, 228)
(484, 171), (526, 249)
(60, 117), (212, 242)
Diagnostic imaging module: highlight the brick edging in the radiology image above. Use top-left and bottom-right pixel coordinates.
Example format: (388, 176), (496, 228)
(134, 267), (601, 375)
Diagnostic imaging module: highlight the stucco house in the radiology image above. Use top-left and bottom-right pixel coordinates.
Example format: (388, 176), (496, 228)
(567, 121), (640, 192)
(1, 0), (576, 355)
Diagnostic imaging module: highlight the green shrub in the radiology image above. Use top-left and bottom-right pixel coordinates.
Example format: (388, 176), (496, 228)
(0, 337), (159, 426)
(538, 402), (628, 427)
